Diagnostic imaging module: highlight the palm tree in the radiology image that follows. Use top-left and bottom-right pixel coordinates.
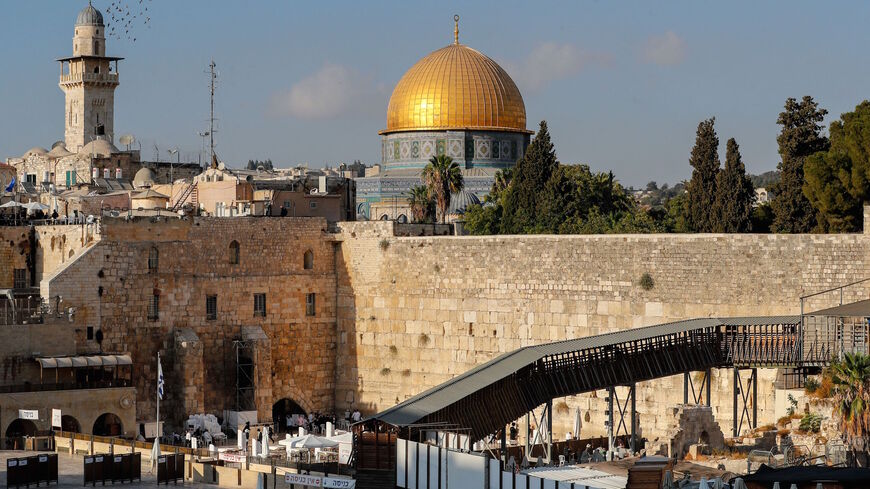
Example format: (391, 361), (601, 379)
(829, 352), (870, 465)
(407, 185), (432, 223)
(421, 154), (464, 223)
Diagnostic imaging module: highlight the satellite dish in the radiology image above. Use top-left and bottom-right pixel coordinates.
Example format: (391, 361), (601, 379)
(245, 175), (253, 182)
(218, 162), (226, 171)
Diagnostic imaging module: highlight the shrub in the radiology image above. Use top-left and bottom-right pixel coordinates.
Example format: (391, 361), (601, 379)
(639, 273), (655, 291)
(402, 369), (411, 377)
(799, 413), (823, 433)
(379, 239), (390, 250)
(786, 394), (798, 416)
(777, 415), (792, 427)
(389, 345), (398, 355)
(777, 429), (790, 437)
(555, 401), (570, 415)
(418, 333), (430, 346)
(380, 367), (391, 376)
(804, 376), (820, 394)
(813, 375), (833, 398)
(756, 424), (775, 432)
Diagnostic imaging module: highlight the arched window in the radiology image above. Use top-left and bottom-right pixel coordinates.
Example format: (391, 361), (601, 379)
(229, 240), (240, 265)
(303, 250), (313, 270)
(148, 247), (158, 272)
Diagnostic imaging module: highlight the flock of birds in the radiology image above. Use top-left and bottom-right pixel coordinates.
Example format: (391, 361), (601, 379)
(105, 0), (153, 42)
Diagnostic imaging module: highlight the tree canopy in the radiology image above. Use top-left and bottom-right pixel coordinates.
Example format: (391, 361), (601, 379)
(685, 118), (720, 232)
(713, 138), (755, 232)
(804, 100), (870, 232)
(770, 96), (829, 233)
(464, 120), (661, 235)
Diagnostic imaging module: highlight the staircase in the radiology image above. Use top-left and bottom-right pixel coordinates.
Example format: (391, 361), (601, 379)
(171, 181), (198, 213)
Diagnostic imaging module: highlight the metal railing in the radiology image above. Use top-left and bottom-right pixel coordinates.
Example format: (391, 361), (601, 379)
(0, 379), (132, 394)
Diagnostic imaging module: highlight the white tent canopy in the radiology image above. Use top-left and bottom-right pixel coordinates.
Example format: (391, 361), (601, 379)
(278, 434), (339, 449)
(0, 201), (22, 208)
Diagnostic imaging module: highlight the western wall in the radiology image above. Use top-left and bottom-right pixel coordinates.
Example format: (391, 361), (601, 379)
(31, 213), (870, 441)
(334, 214), (870, 440)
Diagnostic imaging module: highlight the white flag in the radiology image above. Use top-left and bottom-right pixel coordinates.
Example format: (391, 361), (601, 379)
(157, 356), (164, 400)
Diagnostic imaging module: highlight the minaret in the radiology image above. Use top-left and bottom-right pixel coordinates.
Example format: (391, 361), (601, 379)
(58, 2), (123, 152)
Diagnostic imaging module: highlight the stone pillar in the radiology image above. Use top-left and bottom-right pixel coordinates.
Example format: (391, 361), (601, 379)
(864, 205), (870, 233)
(172, 328), (204, 426)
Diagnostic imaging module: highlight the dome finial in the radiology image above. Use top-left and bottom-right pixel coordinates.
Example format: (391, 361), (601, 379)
(453, 15), (460, 45)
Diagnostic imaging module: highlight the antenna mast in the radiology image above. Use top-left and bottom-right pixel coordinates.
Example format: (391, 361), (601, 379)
(208, 60), (217, 161)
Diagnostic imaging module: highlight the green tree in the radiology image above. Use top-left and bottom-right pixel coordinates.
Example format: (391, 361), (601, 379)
(406, 185), (433, 223)
(770, 96), (829, 233)
(421, 154), (464, 224)
(713, 138), (755, 232)
(685, 118), (720, 232)
(804, 101), (870, 232)
(829, 353), (870, 465)
(501, 121), (559, 233)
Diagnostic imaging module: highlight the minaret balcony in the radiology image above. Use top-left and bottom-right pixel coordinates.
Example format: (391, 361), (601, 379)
(59, 72), (119, 85)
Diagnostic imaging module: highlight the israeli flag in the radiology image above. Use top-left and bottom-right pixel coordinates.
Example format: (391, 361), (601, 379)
(157, 356), (164, 400)
(5, 177), (15, 193)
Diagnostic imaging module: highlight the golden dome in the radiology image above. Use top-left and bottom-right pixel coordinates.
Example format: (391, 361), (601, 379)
(383, 41), (528, 134)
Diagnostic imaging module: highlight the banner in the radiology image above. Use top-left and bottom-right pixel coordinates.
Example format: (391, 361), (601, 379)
(284, 474), (355, 488)
(218, 451), (246, 463)
(323, 478), (356, 488)
(52, 409), (62, 428)
(338, 443), (352, 465)
(285, 474), (322, 487)
(18, 409), (38, 420)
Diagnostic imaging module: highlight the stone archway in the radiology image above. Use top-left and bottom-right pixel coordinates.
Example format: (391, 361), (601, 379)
(61, 415), (82, 433)
(272, 398), (307, 434)
(5, 419), (37, 437)
(92, 413), (123, 437)
(5, 419), (38, 450)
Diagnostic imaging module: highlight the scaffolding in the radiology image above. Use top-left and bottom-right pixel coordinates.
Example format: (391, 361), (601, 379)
(233, 340), (256, 412)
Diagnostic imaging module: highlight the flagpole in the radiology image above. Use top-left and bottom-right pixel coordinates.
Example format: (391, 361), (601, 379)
(156, 351), (160, 443)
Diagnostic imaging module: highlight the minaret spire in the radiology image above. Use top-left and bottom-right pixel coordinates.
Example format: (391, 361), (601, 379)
(454, 15), (459, 45)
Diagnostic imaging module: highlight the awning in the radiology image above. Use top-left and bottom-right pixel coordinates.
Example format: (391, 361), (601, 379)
(807, 299), (870, 318)
(35, 354), (133, 369)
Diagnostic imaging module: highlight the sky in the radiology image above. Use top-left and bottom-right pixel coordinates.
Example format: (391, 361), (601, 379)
(2, 1), (870, 187)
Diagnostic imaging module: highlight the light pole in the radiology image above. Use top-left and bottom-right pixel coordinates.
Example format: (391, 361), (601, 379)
(168, 149), (179, 208)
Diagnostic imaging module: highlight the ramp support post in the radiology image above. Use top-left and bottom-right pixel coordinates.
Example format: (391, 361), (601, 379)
(732, 367), (758, 437)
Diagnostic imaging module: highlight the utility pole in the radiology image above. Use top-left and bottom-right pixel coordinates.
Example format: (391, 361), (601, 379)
(208, 60), (217, 162)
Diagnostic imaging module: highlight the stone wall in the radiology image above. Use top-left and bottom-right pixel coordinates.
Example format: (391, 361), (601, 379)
(334, 221), (870, 440)
(34, 224), (98, 283)
(0, 227), (34, 289)
(0, 387), (137, 437)
(43, 216), (338, 429)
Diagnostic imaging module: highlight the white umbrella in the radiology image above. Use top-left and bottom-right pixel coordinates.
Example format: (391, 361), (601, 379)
(772, 482), (781, 489)
(573, 408), (582, 439)
(260, 426), (270, 457)
(662, 471), (674, 489)
(731, 479), (747, 489)
(23, 202), (49, 211)
(0, 201), (22, 208)
(287, 434), (339, 449)
(698, 477), (710, 489)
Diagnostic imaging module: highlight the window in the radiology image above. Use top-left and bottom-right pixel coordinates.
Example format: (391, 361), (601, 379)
(148, 247), (158, 272)
(26, 174), (37, 184)
(65, 171), (76, 187)
(87, 326), (94, 340)
(306, 293), (316, 317)
(13, 269), (26, 289)
(309, 201), (317, 209)
(206, 295), (217, 321)
(229, 241), (240, 265)
(253, 293), (266, 317)
(148, 293), (159, 321)
(303, 250), (314, 270)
